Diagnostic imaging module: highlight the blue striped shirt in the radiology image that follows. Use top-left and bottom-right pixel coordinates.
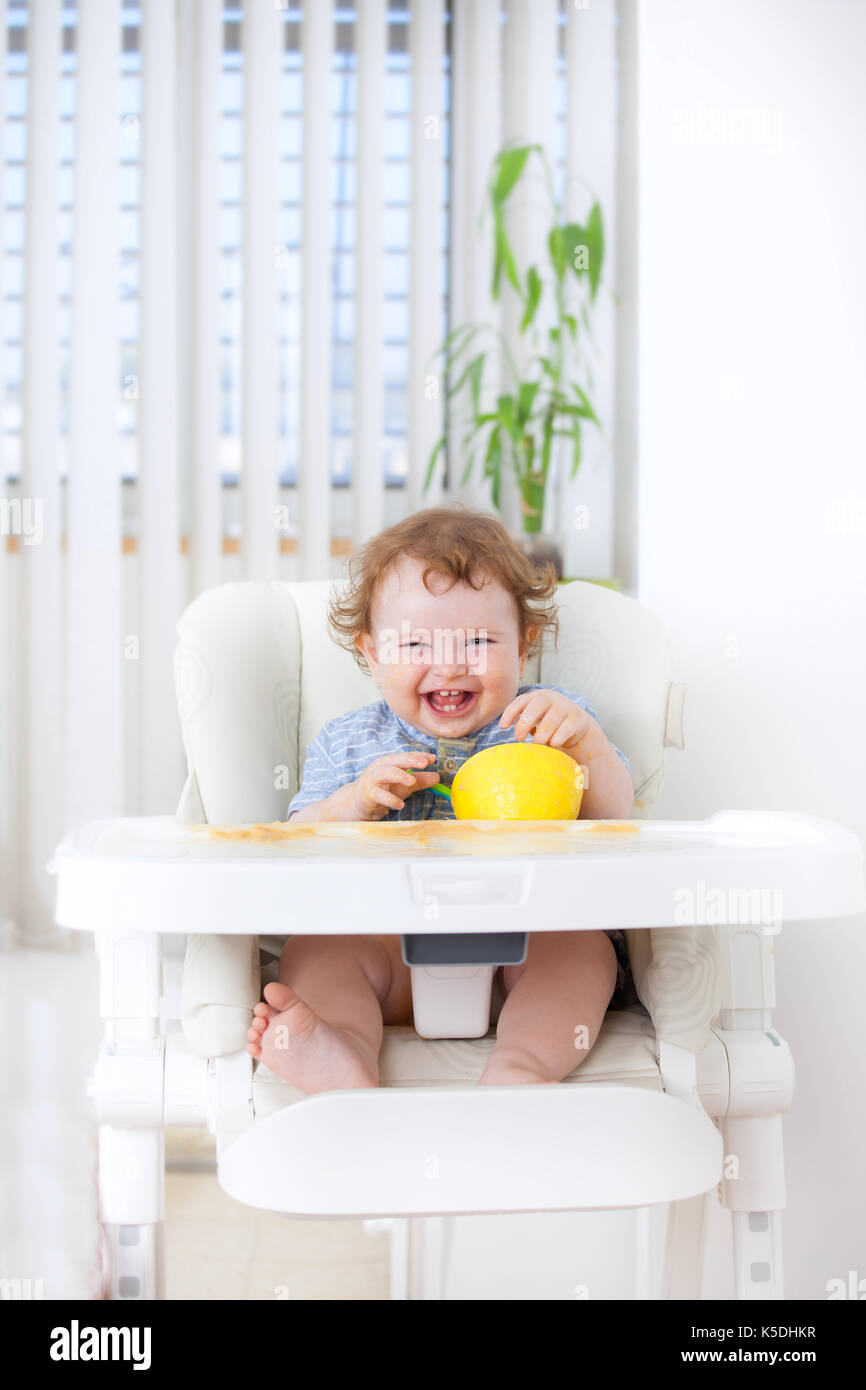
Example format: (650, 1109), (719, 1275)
(287, 685), (631, 821)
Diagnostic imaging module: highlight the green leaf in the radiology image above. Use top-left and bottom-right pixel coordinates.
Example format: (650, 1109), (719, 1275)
(446, 350), (486, 400)
(553, 399), (585, 417)
(483, 423), (501, 465)
(491, 224), (503, 299)
(493, 215), (521, 297)
(563, 313), (577, 341)
(460, 448), (477, 486)
(570, 382), (601, 427)
(426, 323), (480, 377)
(496, 393), (518, 439)
(483, 423), (502, 473)
(561, 222), (587, 280)
(468, 353), (485, 417)
(585, 202), (604, 299)
(439, 325), (487, 373)
(570, 420), (582, 479)
(516, 380), (539, 427)
(423, 433), (447, 492)
(460, 411), (500, 445)
(548, 226), (567, 282)
(492, 145), (536, 205)
(483, 425), (503, 509)
(520, 266), (542, 332)
(437, 322), (480, 356)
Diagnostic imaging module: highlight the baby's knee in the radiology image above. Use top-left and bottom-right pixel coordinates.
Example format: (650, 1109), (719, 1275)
(279, 933), (392, 999)
(279, 932), (343, 965)
(533, 928), (614, 966)
(545, 929), (619, 993)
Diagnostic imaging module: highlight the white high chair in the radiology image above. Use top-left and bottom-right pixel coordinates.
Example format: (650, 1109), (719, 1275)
(51, 578), (866, 1301)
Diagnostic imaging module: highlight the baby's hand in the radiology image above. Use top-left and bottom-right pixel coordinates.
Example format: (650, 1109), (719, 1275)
(499, 689), (596, 757)
(351, 750), (439, 820)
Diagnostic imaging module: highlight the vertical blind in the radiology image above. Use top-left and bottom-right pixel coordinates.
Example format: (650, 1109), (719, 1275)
(0, 0), (621, 939)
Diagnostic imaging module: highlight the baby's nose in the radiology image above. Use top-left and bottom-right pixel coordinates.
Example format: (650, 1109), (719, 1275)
(430, 661), (469, 679)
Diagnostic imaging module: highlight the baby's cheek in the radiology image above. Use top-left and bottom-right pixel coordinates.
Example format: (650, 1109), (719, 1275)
(483, 663), (520, 699)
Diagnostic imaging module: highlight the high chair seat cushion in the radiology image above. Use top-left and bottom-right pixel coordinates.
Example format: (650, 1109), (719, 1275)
(250, 1007), (661, 1120)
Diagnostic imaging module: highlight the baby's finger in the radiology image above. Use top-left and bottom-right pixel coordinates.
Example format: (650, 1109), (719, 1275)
(498, 692), (533, 728)
(378, 767), (418, 788)
(373, 788), (405, 811)
(512, 694), (549, 738)
(531, 706), (569, 746)
(549, 713), (582, 748)
(389, 750), (438, 767)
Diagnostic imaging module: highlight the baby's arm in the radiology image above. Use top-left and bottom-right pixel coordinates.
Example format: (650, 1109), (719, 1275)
(572, 728), (634, 820)
(288, 782), (362, 822)
(289, 751), (439, 822)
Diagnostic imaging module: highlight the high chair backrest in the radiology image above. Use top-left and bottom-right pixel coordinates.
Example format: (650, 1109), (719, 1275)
(174, 579), (685, 826)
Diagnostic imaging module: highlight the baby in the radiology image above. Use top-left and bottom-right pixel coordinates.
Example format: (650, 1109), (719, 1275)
(246, 505), (635, 1090)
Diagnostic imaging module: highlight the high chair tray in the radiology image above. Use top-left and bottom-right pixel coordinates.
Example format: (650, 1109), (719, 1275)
(52, 811), (865, 935)
(217, 1082), (724, 1217)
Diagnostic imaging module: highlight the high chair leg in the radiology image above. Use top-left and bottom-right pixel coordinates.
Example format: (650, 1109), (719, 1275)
(401, 1216), (448, 1299)
(92, 929), (167, 1300)
(662, 1192), (709, 1299)
(720, 1114), (786, 1299)
(99, 1127), (165, 1300)
(388, 1219), (410, 1300)
(361, 1217), (447, 1300)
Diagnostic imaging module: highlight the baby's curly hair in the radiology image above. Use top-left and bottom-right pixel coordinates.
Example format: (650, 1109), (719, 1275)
(328, 504), (560, 674)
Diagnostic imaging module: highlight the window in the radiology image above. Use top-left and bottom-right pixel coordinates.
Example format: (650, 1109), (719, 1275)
(0, 0), (452, 492)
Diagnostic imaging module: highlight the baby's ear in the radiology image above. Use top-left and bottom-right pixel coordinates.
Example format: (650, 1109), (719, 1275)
(356, 631), (378, 676)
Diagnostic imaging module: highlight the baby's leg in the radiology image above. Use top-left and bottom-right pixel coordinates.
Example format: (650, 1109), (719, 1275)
(479, 931), (618, 1085)
(246, 934), (397, 1094)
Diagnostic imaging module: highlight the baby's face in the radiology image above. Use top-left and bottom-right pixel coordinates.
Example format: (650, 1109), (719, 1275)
(356, 556), (532, 739)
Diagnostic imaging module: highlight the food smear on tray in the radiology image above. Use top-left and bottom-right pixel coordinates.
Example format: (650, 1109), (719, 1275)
(197, 819), (642, 856)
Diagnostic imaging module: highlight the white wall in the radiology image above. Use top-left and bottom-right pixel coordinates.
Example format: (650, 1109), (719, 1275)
(637, 0), (866, 1298)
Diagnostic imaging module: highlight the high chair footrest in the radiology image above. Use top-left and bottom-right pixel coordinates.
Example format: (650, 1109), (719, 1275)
(217, 1084), (723, 1218)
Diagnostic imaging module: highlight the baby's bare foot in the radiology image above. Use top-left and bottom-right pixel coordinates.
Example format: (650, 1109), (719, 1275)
(246, 981), (378, 1094)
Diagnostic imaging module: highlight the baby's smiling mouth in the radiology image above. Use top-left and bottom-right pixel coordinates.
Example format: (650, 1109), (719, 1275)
(421, 688), (479, 716)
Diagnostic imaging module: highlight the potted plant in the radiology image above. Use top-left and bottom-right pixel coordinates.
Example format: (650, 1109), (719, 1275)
(424, 141), (606, 577)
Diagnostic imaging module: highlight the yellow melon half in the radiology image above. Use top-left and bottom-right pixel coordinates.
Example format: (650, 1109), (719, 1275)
(450, 743), (584, 821)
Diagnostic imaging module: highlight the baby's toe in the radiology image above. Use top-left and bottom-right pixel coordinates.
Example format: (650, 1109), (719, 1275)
(253, 1001), (276, 1020)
